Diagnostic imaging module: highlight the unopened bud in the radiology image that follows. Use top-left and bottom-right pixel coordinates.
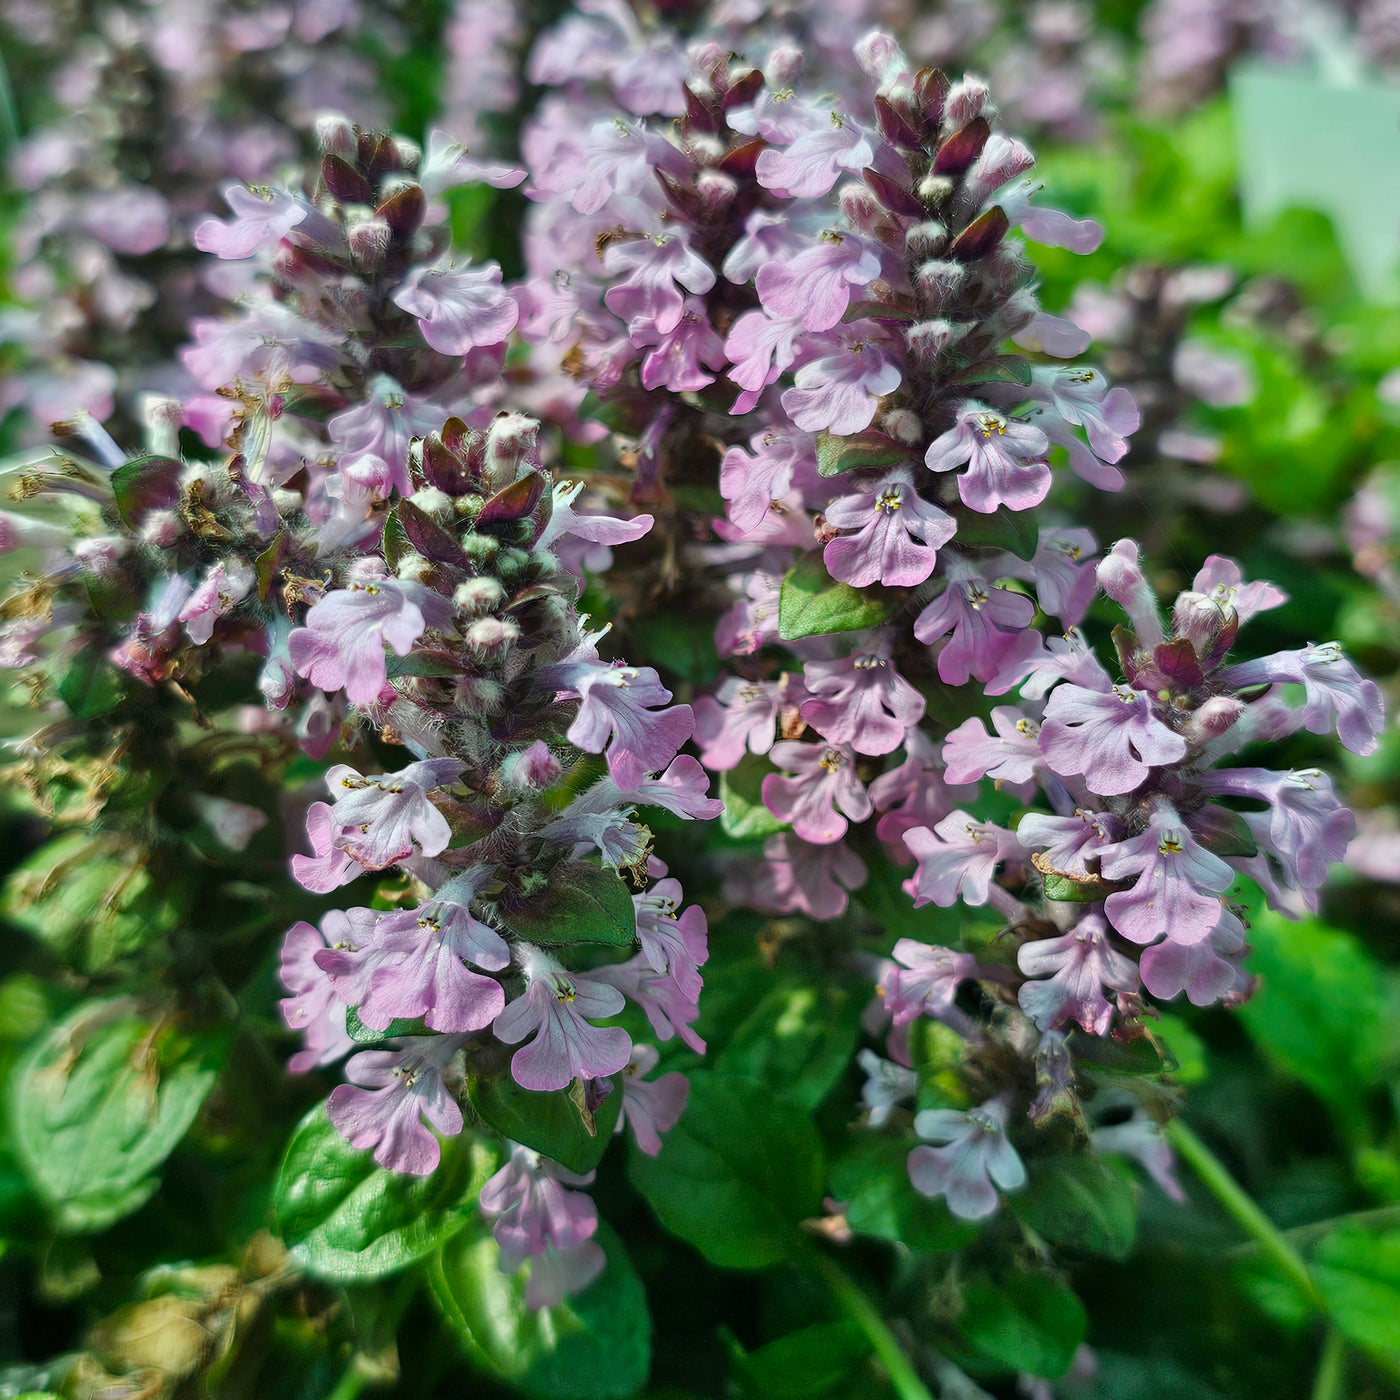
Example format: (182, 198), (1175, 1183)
(139, 510), (181, 549)
(906, 318), (964, 364)
(499, 739), (563, 792)
(409, 486), (455, 524)
(695, 168), (738, 220)
(465, 616), (520, 651)
(1098, 540), (1165, 647)
(315, 114), (357, 159)
(944, 76), (992, 130)
(765, 45), (804, 86)
(1171, 590), (1230, 657)
(913, 258), (963, 308)
(882, 408), (923, 444)
(1181, 695), (1244, 746)
(483, 412), (540, 491)
(453, 577), (505, 614)
(916, 173), (955, 207)
(347, 216), (391, 267)
(906, 221), (949, 260)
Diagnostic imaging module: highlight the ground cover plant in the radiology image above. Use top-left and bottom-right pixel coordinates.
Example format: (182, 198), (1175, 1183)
(0, 3), (1399, 1399)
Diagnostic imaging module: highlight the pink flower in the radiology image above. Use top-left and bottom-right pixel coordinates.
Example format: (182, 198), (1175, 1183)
(593, 954), (705, 1053)
(942, 707), (1042, 787)
(290, 579), (443, 707)
(723, 309), (806, 411)
(871, 729), (978, 856)
(278, 917), (354, 1073)
(494, 954), (632, 1092)
(603, 232), (716, 341)
(735, 833), (868, 920)
(756, 114), (876, 197)
(1016, 808), (1123, 877)
(823, 474), (956, 589)
(908, 1099), (1026, 1220)
(762, 740), (872, 845)
(1037, 366), (1139, 465)
(694, 677), (785, 771)
(633, 878), (709, 1004)
(884, 941), (983, 1026)
(1017, 911), (1140, 1035)
(912, 562), (1037, 685)
(1038, 682), (1187, 796)
(781, 333), (902, 436)
(1099, 805), (1235, 946)
(638, 301), (726, 392)
(903, 811), (1023, 908)
(924, 403), (1052, 513)
(800, 643), (926, 756)
(755, 232), (883, 332)
(193, 183), (308, 259)
(326, 1034), (466, 1175)
(558, 662), (695, 790)
(391, 261), (520, 354)
(617, 1044), (689, 1155)
(719, 429), (816, 534)
(1139, 909), (1250, 1007)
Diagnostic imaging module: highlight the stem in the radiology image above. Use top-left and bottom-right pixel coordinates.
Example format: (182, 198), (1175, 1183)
(805, 1248), (935, 1400)
(325, 1362), (372, 1400)
(1165, 1120), (1324, 1309)
(1310, 1329), (1347, 1400)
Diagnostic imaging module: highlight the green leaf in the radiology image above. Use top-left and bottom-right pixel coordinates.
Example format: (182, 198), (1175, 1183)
(958, 1271), (1087, 1379)
(716, 977), (863, 1110)
(1, 832), (184, 973)
(1237, 896), (1388, 1119)
(344, 1008), (430, 1044)
(429, 1220), (651, 1399)
(720, 753), (788, 841)
(466, 1071), (621, 1176)
(628, 1073), (824, 1269)
(778, 551), (894, 641)
(629, 609), (720, 685)
(1313, 1225), (1400, 1356)
(829, 1137), (978, 1253)
(384, 649), (463, 678)
(732, 1320), (871, 1399)
(10, 999), (227, 1234)
(1010, 1154), (1138, 1259)
(949, 503), (1039, 561)
(273, 1105), (496, 1282)
(947, 353), (1034, 387)
(814, 429), (909, 478)
(56, 648), (127, 720)
(506, 863), (637, 947)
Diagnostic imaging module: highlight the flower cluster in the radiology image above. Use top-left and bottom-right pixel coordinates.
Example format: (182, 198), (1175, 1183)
(0, 119), (716, 1306)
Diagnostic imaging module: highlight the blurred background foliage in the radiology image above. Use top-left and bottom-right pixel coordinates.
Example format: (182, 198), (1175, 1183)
(1, 1), (1400, 1398)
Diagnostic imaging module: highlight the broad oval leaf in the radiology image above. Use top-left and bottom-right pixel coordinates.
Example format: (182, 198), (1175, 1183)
(505, 863), (637, 947)
(958, 1270), (1088, 1379)
(10, 999), (227, 1234)
(720, 753), (788, 842)
(428, 1220), (650, 1400)
(814, 429), (910, 479)
(1010, 1154), (1138, 1260)
(627, 1072), (825, 1270)
(466, 1070), (622, 1176)
(950, 503), (1039, 560)
(779, 551), (894, 641)
(273, 1104), (496, 1282)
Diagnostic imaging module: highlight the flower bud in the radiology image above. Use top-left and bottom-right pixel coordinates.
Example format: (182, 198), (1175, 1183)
(465, 616), (520, 651)
(906, 221), (949, 260)
(1181, 695), (1244, 746)
(483, 412), (540, 492)
(315, 114), (358, 159)
(409, 486), (456, 524)
(765, 45), (804, 86)
(453, 577), (505, 614)
(913, 258), (963, 307)
(499, 739), (563, 793)
(1098, 540), (1164, 647)
(347, 216), (391, 268)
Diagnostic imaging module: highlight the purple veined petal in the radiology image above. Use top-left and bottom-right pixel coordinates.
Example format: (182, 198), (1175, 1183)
(1039, 682), (1186, 796)
(193, 182), (308, 260)
(755, 114), (875, 198)
(822, 474), (955, 590)
(617, 1044), (689, 1155)
(290, 801), (361, 893)
(755, 231), (883, 332)
(494, 973), (632, 1092)
(732, 832), (868, 920)
(902, 810), (1022, 908)
(761, 740), (872, 845)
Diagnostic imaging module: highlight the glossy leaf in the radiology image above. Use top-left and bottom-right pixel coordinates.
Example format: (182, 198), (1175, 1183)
(429, 1220), (650, 1399)
(720, 753), (788, 841)
(505, 863), (637, 947)
(628, 1073), (824, 1269)
(273, 1105), (495, 1281)
(465, 1070), (622, 1176)
(1011, 1154), (1138, 1259)
(778, 551), (894, 641)
(958, 1270), (1087, 1378)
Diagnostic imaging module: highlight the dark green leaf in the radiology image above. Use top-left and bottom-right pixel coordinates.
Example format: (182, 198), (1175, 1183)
(1011, 1154), (1138, 1259)
(720, 753), (788, 841)
(56, 648), (127, 720)
(959, 1271), (1087, 1378)
(429, 1220), (650, 1399)
(950, 503), (1039, 560)
(506, 863), (637, 947)
(779, 551), (894, 641)
(733, 1320), (870, 1399)
(10, 999), (227, 1234)
(814, 429), (910, 478)
(273, 1105), (495, 1281)
(466, 1071), (621, 1176)
(947, 353), (1034, 386)
(717, 977), (863, 1110)
(829, 1137), (978, 1253)
(628, 1073), (824, 1269)
(385, 649), (463, 678)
